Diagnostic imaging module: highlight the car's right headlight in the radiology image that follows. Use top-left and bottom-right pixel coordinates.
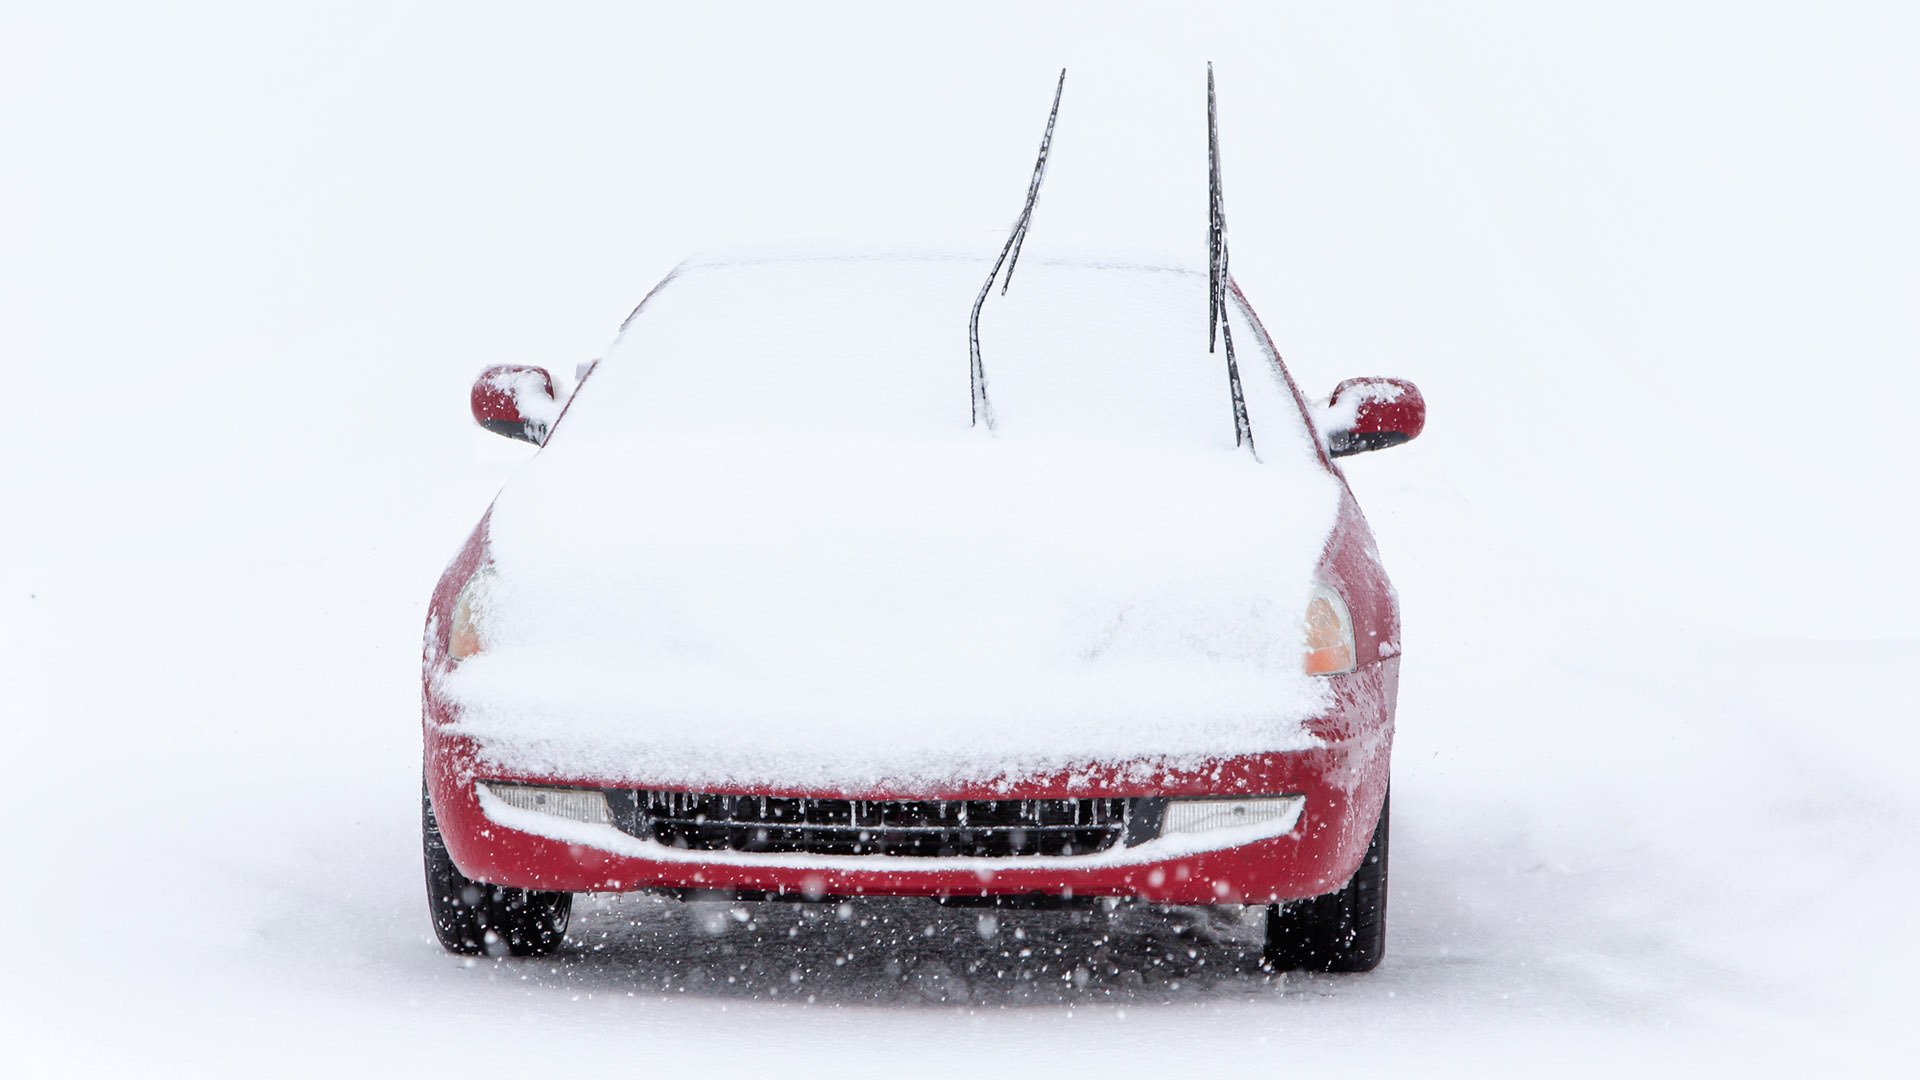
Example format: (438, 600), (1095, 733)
(1303, 582), (1356, 675)
(448, 567), (497, 663)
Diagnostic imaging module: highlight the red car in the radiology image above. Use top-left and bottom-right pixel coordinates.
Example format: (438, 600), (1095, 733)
(420, 249), (1424, 972)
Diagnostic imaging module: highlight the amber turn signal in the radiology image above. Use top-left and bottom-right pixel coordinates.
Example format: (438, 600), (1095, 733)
(448, 568), (495, 663)
(1303, 584), (1356, 675)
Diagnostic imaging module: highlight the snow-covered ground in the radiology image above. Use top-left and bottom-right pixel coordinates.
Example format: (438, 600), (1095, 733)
(4, 3), (1917, 1076)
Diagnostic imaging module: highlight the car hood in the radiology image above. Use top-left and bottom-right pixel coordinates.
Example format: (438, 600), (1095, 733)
(440, 433), (1346, 790)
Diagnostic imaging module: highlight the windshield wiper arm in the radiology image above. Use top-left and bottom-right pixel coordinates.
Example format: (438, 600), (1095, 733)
(970, 68), (1066, 430)
(1208, 62), (1256, 455)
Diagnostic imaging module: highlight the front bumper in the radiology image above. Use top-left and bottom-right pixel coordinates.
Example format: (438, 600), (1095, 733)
(423, 659), (1397, 906)
(426, 740), (1389, 906)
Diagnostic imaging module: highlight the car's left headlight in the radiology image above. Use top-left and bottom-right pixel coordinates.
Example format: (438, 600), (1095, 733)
(448, 566), (497, 663)
(1303, 582), (1356, 675)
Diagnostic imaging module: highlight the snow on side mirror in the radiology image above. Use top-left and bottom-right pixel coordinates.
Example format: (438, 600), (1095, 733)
(471, 364), (561, 445)
(1320, 377), (1425, 457)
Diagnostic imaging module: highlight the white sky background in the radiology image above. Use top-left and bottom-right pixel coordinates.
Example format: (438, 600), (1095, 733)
(5, 1), (1915, 638)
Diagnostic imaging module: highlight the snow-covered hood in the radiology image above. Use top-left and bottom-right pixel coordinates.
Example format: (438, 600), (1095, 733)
(444, 437), (1343, 789)
(440, 253), (1347, 789)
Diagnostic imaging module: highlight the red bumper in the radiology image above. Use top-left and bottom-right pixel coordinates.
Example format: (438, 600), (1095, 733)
(423, 663), (1396, 906)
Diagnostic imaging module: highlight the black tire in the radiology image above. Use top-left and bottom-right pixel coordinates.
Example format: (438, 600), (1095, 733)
(1264, 789), (1388, 972)
(423, 783), (571, 956)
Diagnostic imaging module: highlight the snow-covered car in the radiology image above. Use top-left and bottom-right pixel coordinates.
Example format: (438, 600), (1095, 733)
(420, 248), (1424, 972)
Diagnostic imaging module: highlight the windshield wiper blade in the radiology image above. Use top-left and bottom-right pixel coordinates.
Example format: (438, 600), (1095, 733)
(1208, 62), (1256, 455)
(970, 68), (1066, 430)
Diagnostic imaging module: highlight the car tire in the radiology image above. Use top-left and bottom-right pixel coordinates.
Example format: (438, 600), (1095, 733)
(423, 782), (572, 956)
(1263, 788), (1388, 972)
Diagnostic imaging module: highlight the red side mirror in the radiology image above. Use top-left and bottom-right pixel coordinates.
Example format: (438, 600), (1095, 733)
(1324, 377), (1424, 457)
(471, 365), (559, 445)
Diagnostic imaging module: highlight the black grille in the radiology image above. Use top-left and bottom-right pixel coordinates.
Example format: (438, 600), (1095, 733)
(605, 790), (1129, 858)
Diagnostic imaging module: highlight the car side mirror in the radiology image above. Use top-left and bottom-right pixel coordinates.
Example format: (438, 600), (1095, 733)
(471, 364), (560, 445)
(1323, 377), (1424, 457)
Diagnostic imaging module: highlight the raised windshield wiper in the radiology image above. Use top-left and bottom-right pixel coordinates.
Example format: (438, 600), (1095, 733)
(969, 68), (1066, 430)
(1208, 62), (1256, 455)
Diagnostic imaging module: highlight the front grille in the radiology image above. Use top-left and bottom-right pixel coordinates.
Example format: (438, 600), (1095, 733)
(605, 789), (1129, 858)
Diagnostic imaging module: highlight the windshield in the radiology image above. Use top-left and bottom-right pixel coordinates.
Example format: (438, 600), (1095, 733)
(555, 252), (1321, 462)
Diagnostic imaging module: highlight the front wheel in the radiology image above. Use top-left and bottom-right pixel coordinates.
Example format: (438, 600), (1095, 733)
(423, 782), (571, 956)
(1264, 789), (1388, 972)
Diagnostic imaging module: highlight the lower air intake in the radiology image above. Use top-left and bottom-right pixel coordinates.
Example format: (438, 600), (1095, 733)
(605, 790), (1128, 858)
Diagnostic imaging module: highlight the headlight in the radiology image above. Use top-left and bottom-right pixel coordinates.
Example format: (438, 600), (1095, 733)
(1163, 796), (1305, 836)
(1303, 582), (1356, 675)
(448, 567), (497, 662)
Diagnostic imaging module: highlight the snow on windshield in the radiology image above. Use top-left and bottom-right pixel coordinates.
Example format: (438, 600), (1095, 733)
(443, 253), (1347, 790)
(560, 252), (1319, 455)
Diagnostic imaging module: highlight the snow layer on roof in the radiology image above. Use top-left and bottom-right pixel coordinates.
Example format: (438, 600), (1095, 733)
(441, 253), (1344, 790)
